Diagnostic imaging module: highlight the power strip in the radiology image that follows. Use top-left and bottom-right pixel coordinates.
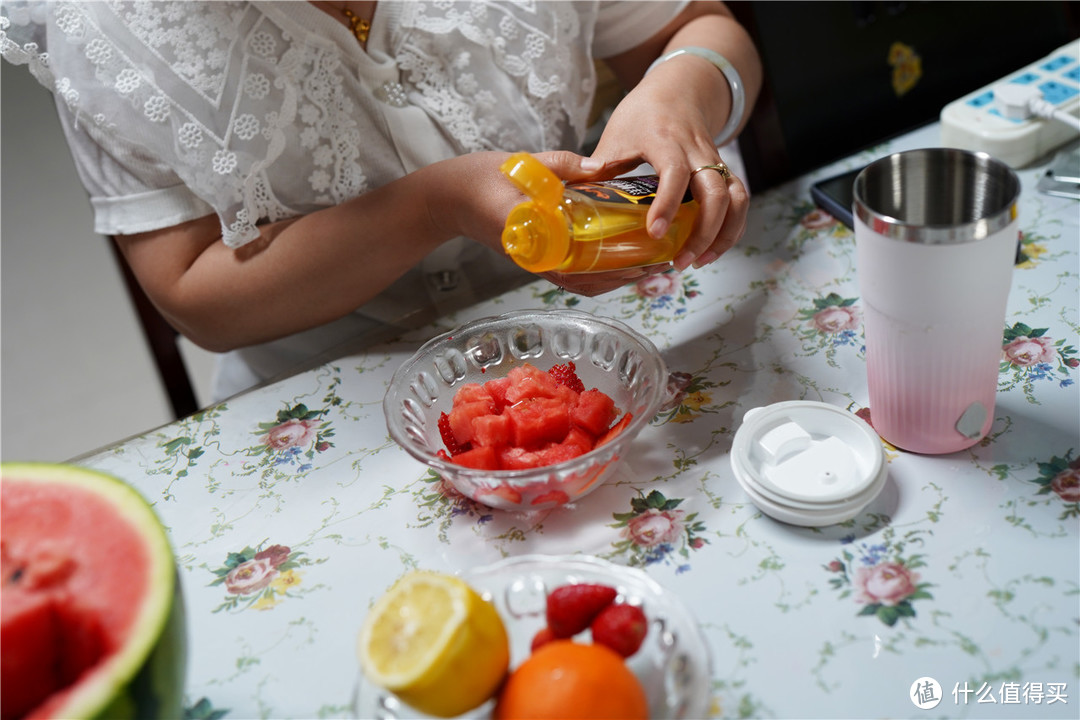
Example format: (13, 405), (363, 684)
(940, 41), (1080, 168)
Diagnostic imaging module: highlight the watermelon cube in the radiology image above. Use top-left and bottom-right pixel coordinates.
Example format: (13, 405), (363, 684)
(535, 441), (586, 466)
(448, 400), (495, 446)
(505, 397), (571, 448)
(505, 364), (561, 403)
(561, 426), (596, 454)
(571, 389), (617, 436)
(471, 413), (512, 448)
(498, 446), (545, 470)
(451, 445), (500, 470)
(452, 383), (494, 406)
(483, 377), (512, 411)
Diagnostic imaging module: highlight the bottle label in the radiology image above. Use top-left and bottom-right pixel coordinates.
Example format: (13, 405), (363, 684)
(569, 176), (693, 205)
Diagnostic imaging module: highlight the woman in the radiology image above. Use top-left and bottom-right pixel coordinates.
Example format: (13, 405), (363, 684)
(0, 1), (761, 399)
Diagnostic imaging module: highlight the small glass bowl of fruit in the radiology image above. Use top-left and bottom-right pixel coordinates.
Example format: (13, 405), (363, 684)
(383, 309), (670, 511)
(354, 554), (712, 719)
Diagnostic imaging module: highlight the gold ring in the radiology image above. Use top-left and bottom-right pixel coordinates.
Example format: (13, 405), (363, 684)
(691, 163), (732, 180)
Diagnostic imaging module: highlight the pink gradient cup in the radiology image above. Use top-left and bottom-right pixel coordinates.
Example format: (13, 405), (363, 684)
(853, 149), (1020, 454)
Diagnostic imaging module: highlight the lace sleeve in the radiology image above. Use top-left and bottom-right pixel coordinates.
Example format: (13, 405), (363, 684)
(0, 1), (291, 247)
(50, 92), (215, 236)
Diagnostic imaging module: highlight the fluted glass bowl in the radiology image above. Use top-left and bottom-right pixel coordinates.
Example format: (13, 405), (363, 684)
(383, 310), (669, 511)
(352, 554), (712, 719)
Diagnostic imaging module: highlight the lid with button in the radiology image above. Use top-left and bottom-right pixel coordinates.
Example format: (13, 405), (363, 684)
(730, 401), (887, 525)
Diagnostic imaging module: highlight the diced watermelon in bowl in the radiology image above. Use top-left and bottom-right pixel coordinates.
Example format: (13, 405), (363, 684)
(383, 310), (671, 511)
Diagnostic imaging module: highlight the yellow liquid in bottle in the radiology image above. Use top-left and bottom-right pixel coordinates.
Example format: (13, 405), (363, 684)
(500, 154), (700, 274)
(556, 189), (698, 273)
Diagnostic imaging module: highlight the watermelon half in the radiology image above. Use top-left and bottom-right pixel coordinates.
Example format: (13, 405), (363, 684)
(1, 463), (186, 719)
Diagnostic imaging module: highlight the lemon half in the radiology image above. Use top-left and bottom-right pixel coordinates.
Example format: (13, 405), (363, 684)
(358, 571), (510, 717)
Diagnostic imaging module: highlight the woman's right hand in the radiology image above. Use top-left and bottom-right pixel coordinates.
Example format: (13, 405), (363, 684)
(432, 150), (605, 255)
(435, 150), (670, 298)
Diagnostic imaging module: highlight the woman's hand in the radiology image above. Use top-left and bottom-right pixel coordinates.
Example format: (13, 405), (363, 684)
(589, 4), (762, 272)
(436, 150), (605, 255)
(593, 72), (750, 272)
(440, 151), (678, 298)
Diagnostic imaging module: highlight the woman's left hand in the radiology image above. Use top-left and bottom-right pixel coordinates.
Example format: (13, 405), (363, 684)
(591, 73), (750, 273)
(589, 5), (761, 272)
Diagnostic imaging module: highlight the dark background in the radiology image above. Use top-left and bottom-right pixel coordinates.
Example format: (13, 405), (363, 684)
(731, 1), (1080, 191)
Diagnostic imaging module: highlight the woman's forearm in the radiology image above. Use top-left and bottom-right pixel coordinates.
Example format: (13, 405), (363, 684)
(118, 157), (468, 352)
(116, 150), (603, 352)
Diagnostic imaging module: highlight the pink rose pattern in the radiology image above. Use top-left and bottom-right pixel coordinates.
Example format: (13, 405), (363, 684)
(635, 273), (680, 299)
(825, 539), (932, 626)
(608, 490), (707, 571)
(252, 403), (335, 471)
(1028, 453), (1080, 520)
(624, 508), (685, 547)
(801, 208), (838, 230)
(999, 323), (1077, 396)
(798, 293), (861, 352)
(224, 557), (277, 595)
(209, 542), (313, 612)
(1002, 335), (1056, 367)
(261, 419), (318, 450)
(1051, 468), (1080, 503)
(811, 306), (859, 334)
(853, 562), (920, 607)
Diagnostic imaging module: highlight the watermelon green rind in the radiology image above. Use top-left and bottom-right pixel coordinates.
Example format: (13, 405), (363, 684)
(0, 462), (187, 720)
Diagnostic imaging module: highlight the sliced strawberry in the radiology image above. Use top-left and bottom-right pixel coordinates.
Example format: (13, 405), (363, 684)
(546, 583), (617, 638)
(590, 603), (648, 658)
(437, 412), (469, 456)
(548, 361), (586, 393)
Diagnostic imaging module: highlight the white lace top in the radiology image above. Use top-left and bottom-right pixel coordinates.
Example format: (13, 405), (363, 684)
(1, 0), (686, 246)
(1, 0), (689, 398)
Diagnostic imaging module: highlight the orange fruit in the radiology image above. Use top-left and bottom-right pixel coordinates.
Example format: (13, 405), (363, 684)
(493, 640), (648, 720)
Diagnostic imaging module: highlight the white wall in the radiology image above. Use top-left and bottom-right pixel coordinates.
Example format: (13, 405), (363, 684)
(1, 64), (215, 462)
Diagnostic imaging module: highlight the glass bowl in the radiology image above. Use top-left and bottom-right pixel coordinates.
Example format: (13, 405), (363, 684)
(383, 310), (669, 511)
(353, 554), (712, 719)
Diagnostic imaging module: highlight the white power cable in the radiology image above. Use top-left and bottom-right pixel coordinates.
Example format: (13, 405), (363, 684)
(1028, 96), (1080, 132)
(993, 83), (1080, 131)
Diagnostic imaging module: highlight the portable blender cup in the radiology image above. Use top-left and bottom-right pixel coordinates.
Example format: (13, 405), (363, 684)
(853, 148), (1021, 454)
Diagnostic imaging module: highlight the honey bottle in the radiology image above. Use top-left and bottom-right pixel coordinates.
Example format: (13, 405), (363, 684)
(500, 153), (699, 273)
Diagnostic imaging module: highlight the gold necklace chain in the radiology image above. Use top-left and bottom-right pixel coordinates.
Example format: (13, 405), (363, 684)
(340, 6), (370, 44)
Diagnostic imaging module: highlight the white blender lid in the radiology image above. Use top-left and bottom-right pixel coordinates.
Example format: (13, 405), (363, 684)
(731, 401), (888, 526)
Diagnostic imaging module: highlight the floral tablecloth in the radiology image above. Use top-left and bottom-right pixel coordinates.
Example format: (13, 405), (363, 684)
(80, 124), (1079, 719)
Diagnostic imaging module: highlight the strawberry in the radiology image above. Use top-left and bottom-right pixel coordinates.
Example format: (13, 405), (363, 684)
(590, 603), (648, 658)
(548, 361), (586, 393)
(546, 583), (617, 638)
(437, 411), (469, 456)
(530, 626), (557, 653)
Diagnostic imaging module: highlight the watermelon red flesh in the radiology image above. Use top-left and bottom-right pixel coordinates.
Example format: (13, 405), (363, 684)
(505, 397), (571, 448)
(447, 400), (495, 446)
(571, 389), (617, 437)
(0, 464), (185, 720)
(438, 362), (630, 471)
